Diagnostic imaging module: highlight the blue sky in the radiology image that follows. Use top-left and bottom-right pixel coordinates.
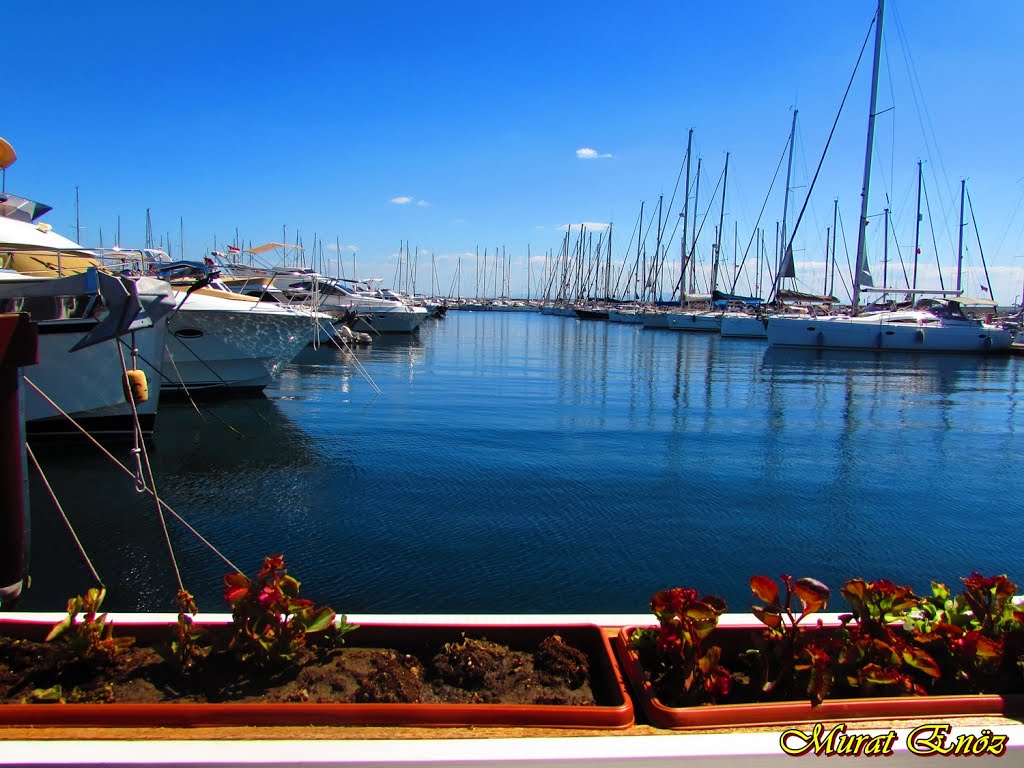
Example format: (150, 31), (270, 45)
(6, 1), (1024, 303)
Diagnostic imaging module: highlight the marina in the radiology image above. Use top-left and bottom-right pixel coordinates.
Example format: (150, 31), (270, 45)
(5, 0), (1024, 760)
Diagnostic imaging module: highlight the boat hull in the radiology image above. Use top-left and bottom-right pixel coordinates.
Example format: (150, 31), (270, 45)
(23, 319), (166, 440)
(665, 312), (721, 332)
(720, 315), (768, 338)
(351, 306), (428, 333)
(766, 315), (1013, 352)
(163, 306), (319, 393)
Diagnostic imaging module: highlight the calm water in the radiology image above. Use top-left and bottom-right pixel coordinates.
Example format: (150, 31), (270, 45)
(22, 311), (1024, 616)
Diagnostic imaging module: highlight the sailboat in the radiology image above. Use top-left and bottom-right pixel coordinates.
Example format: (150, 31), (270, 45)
(766, 0), (1012, 354)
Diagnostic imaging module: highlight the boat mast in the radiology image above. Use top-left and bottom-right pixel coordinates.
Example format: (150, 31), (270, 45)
(912, 160), (923, 291)
(852, 0), (885, 315)
(829, 198), (839, 297)
(680, 128), (693, 306)
(711, 152), (729, 299)
(779, 109), (798, 289)
(882, 207), (890, 299)
(690, 158), (701, 295)
(956, 178), (965, 294)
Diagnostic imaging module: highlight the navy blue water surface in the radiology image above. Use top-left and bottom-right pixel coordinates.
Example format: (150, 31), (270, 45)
(23, 311), (1024, 615)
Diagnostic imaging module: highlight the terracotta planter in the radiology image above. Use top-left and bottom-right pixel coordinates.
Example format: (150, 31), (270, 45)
(0, 620), (633, 729)
(616, 625), (1024, 730)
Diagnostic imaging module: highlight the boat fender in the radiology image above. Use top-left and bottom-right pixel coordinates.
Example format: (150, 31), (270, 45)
(123, 369), (149, 404)
(915, 329), (925, 343)
(983, 335), (993, 348)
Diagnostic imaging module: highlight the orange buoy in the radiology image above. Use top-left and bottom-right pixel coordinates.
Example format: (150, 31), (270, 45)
(123, 369), (149, 404)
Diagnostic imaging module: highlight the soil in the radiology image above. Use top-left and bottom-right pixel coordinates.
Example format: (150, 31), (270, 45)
(0, 629), (597, 707)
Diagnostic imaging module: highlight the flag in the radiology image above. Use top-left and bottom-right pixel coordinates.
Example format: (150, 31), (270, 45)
(981, 285), (989, 292)
(227, 245), (241, 253)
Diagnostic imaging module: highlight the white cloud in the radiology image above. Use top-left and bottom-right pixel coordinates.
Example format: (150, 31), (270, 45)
(391, 196), (413, 204)
(416, 200), (430, 207)
(327, 242), (359, 253)
(559, 221), (612, 232)
(576, 147), (613, 160)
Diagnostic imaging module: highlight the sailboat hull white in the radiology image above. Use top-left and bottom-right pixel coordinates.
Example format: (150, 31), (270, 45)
(665, 312), (722, 332)
(720, 315), (768, 338)
(766, 314), (1013, 352)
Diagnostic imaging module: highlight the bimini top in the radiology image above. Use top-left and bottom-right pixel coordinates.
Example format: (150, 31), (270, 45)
(249, 242), (305, 255)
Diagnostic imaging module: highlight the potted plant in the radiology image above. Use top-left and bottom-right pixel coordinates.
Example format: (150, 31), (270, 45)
(616, 572), (1024, 730)
(0, 555), (634, 729)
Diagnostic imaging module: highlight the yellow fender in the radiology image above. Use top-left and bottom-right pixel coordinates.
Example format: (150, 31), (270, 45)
(123, 369), (149, 404)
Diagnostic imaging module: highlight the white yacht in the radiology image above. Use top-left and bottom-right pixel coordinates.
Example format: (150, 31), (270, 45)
(280, 277), (428, 334)
(0, 193), (173, 439)
(151, 261), (336, 394)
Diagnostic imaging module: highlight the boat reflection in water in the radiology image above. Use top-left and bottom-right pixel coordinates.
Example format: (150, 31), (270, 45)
(24, 396), (334, 613)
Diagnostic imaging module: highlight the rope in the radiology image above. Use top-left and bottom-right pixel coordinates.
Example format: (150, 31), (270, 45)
(117, 336), (185, 593)
(26, 443), (104, 588)
(317, 319), (381, 395)
(22, 376), (243, 575)
(163, 344), (207, 421)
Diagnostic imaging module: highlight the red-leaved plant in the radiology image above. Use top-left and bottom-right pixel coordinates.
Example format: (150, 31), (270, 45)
(223, 554), (355, 669)
(629, 587), (730, 706)
(45, 586), (135, 660)
(907, 573), (1024, 693)
(749, 574), (833, 704)
(836, 578), (941, 697)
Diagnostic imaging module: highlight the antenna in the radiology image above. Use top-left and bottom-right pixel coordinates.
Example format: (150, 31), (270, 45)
(0, 136), (16, 192)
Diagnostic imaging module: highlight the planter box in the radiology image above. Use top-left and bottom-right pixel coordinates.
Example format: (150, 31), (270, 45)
(616, 625), (1024, 731)
(0, 619), (633, 729)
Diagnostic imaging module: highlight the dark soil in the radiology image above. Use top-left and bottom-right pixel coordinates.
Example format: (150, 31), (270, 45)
(0, 630), (597, 706)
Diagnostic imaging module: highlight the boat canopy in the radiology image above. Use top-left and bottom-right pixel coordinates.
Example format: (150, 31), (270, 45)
(712, 290), (762, 306)
(776, 288), (839, 304)
(0, 193), (54, 224)
(949, 295), (999, 307)
(249, 242), (305, 255)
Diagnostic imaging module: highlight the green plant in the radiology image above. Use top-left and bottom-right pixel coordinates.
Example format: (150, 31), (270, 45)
(630, 587), (730, 706)
(45, 587), (134, 660)
(222, 554), (355, 669)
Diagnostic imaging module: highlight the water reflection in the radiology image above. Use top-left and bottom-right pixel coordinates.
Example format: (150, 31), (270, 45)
(17, 312), (1024, 616)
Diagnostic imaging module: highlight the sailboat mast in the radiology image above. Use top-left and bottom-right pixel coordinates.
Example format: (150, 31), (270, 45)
(912, 161), (923, 290)
(712, 152), (729, 298)
(829, 198), (839, 296)
(852, 0), (885, 314)
(779, 109), (798, 280)
(882, 208), (890, 297)
(680, 128), (693, 306)
(956, 178), (965, 294)
(690, 159), (701, 294)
